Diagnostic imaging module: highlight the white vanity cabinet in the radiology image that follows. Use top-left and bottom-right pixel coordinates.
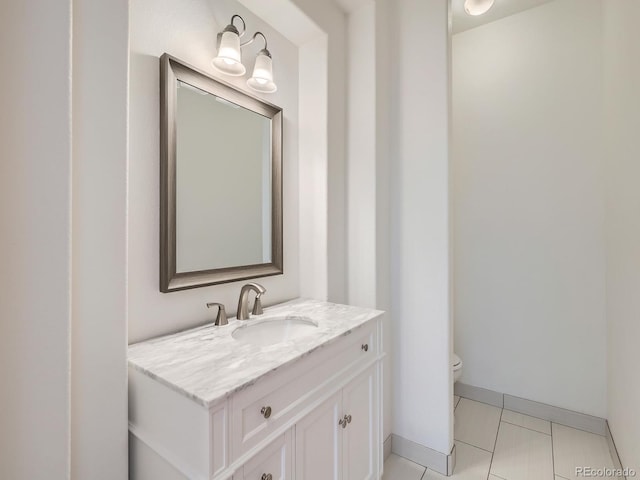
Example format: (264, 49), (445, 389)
(128, 301), (383, 480)
(295, 365), (377, 480)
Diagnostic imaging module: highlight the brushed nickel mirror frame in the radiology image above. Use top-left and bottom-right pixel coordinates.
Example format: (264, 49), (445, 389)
(160, 54), (283, 292)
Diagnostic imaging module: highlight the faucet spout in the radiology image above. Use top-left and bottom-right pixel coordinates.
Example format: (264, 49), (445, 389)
(237, 283), (266, 320)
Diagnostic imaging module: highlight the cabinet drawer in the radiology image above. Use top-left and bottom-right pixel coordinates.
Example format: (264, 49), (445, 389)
(241, 430), (292, 480)
(231, 322), (376, 458)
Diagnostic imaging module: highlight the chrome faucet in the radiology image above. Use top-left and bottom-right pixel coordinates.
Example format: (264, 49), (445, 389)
(236, 283), (266, 320)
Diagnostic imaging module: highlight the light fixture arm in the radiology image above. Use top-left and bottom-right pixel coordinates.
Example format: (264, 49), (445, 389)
(241, 31), (269, 52)
(216, 14), (247, 51)
(230, 14), (246, 36)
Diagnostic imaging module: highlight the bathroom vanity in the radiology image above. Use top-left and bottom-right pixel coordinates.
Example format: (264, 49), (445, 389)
(128, 299), (384, 480)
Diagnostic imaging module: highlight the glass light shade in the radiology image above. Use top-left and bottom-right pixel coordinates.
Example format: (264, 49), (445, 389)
(247, 51), (277, 93)
(212, 30), (246, 76)
(464, 0), (495, 15)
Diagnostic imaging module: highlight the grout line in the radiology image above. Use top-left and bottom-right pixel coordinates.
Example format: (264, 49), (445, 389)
(502, 407), (549, 424)
(608, 423), (621, 460)
(460, 396), (503, 412)
(486, 408), (503, 480)
(500, 419), (552, 436)
(455, 439), (494, 454)
(606, 421), (626, 478)
(490, 474), (508, 480)
(457, 392), (504, 410)
(551, 422), (558, 479)
(420, 466), (427, 480)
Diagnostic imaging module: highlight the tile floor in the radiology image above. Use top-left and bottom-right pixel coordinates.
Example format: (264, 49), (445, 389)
(383, 396), (619, 480)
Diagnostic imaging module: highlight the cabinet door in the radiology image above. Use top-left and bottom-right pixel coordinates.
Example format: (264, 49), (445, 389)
(295, 392), (342, 480)
(342, 366), (377, 480)
(241, 429), (292, 480)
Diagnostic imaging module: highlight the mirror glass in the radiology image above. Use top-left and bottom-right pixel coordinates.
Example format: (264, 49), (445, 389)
(175, 81), (272, 273)
(160, 54), (283, 292)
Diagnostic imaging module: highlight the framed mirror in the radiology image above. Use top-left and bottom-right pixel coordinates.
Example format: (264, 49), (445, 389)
(160, 54), (283, 292)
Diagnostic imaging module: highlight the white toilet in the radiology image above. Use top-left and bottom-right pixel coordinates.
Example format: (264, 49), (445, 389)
(453, 353), (463, 383)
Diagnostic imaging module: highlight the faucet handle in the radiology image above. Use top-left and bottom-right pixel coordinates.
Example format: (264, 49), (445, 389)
(206, 302), (228, 326)
(252, 294), (264, 316)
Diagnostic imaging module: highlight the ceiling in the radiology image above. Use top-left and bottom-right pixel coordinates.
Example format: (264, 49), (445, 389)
(452, 0), (556, 34)
(332, 0), (558, 33)
(332, 0), (371, 13)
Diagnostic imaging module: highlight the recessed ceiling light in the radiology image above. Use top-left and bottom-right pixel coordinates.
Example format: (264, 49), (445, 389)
(464, 0), (495, 16)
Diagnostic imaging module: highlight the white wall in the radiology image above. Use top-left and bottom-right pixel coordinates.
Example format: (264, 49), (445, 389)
(390, 0), (453, 455)
(288, 0), (349, 304)
(299, 34), (329, 300)
(128, 0), (300, 343)
(0, 1), (73, 478)
(347, 1), (377, 309)
(603, 0), (640, 470)
(345, 0), (393, 444)
(374, 0), (393, 445)
(453, 0), (608, 417)
(71, 0), (129, 478)
(1, 1), (129, 478)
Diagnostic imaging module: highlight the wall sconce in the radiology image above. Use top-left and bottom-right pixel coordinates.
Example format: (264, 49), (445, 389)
(464, 0), (495, 16)
(212, 15), (277, 94)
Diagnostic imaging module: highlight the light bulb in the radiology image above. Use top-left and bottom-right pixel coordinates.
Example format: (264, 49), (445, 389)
(212, 29), (246, 76)
(247, 50), (277, 93)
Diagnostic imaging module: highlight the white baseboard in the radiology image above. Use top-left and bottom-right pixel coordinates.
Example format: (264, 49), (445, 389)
(383, 434), (392, 461)
(454, 383), (503, 408)
(503, 394), (606, 436)
(454, 382), (607, 436)
(448, 443), (456, 475)
(391, 434), (456, 476)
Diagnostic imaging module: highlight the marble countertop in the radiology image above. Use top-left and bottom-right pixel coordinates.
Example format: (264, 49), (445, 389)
(128, 298), (383, 408)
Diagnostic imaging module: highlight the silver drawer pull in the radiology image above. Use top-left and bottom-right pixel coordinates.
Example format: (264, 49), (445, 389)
(261, 474), (273, 480)
(361, 344), (369, 352)
(261, 406), (272, 419)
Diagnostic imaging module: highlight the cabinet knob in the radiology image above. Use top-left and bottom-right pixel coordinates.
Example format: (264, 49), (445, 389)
(339, 414), (351, 428)
(361, 344), (369, 352)
(261, 474), (273, 480)
(261, 406), (272, 419)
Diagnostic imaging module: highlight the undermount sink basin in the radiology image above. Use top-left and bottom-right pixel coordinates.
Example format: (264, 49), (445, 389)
(232, 316), (318, 346)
